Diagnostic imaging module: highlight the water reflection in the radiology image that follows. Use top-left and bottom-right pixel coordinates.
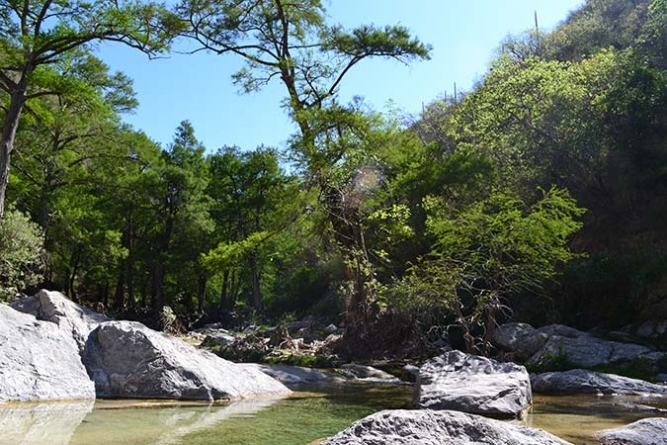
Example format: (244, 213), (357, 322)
(70, 398), (280, 445)
(0, 383), (409, 445)
(0, 398), (280, 445)
(0, 401), (94, 445)
(2, 388), (667, 445)
(525, 394), (667, 443)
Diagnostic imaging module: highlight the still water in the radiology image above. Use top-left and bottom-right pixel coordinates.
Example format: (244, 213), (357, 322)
(1, 383), (666, 445)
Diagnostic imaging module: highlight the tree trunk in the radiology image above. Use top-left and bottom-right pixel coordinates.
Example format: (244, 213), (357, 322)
(68, 253), (79, 303)
(0, 86), (27, 218)
(127, 247), (135, 310)
(248, 252), (262, 311)
(113, 266), (125, 310)
(0, 147), (11, 219)
(230, 270), (238, 308)
(219, 269), (229, 313)
(197, 274), (207, 312)
(151, 262), (165, 310)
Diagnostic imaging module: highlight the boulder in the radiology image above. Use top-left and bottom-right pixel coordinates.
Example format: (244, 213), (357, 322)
(12, 290), (109, 351)
(494, 323), (549, 360)
(415, 350), (532, 418)
(495, 323), (662, 369)
(593, 418), (667, 445)
(319, 409), (573, 445)
(83, 320), (291, 401)
(0, 305), (96, 402)
(531, 369), (667, 395)
(637, 319), (667, 339)
(240, 363), (342, 386)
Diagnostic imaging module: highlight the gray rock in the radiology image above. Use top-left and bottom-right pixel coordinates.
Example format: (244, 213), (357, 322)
(415, 350), (532, 418)
(537, 324), (582, 338)
(324, 323), (339, 334)
(240, 363), (342, 386)
(83, 320), (290, 400)
(531, 369), (667, 395)
(339, 364), (399, 382)
(496, 323), (660, 369)
(594, 418), (667, 445)
(192, 322), (225, 333)
(12, 290), (109, 352)
(494, 323), (549, 360)
(320, 409), (573, 445)
(0, 401), (93, 445)
(0, 305), (96, 402)
(637, 320), (667, 338)
(201, 331), (235, 347)
(402, 364), (420, 382)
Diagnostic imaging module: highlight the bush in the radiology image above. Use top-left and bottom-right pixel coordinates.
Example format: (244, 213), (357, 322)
(0, 208), (44, 302)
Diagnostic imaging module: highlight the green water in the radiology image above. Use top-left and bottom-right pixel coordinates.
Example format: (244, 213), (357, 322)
(2, 384), (666, 445)
(0, 383), (412, 445)
(527, 394), (667, 444)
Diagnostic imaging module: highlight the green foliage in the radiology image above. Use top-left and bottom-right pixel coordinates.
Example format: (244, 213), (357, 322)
(0, 208), (44, 301)
(181, 0), (430, 325)
(427, 188), (585, 284)
(5, 0), (667, 350)
(387, 188), (584, 353)
(544, 0), (650, 62)
(202, 232), (269, 272)
(640, 0), (667, 68)
(556, 252), (667, 328)
(0, 0), (178, 217)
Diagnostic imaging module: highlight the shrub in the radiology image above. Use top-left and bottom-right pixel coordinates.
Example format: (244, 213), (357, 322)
(0, 208), (44, 302)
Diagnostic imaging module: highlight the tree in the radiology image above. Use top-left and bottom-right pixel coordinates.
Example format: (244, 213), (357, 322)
(390, 188), (584, 354)
(0, 0), (174, 217)
(0, 206), (43, 301)
(544, 0), (649, 62)
(640, 0), (667, 69)
(205, 146), (292, 312)
(147, 121), (211, 311)
(180, 0), (430, 331)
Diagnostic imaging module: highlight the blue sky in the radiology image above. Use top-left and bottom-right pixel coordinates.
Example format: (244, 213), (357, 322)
(97, 0), (584, 152)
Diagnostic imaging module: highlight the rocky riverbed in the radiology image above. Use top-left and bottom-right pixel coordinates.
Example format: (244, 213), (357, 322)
(3, 290), (667, 444)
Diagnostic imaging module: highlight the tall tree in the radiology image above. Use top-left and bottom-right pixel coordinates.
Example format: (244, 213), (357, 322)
(205, 146), (291, 312)
(0, 0), (173, 217)
(180, 0), (430, 331)
(147, 120), (211, 311)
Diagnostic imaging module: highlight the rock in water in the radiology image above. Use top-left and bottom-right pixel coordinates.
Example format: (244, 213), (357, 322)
(320, 409), (573, 445)
(0, 305), (96, 402)
(531, 369), (667, 395)
(84, 320), (291, 401)
(415, 350), (532, 418)
(594, 418), (667, 445)
(12, 289), (109, 351)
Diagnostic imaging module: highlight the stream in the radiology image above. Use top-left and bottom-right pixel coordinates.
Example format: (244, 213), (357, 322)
(1, 382), (666, 445)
